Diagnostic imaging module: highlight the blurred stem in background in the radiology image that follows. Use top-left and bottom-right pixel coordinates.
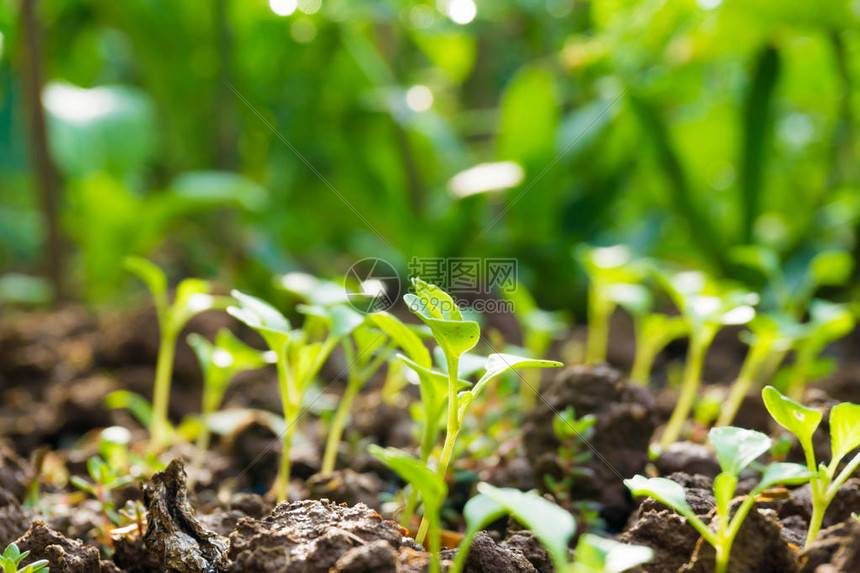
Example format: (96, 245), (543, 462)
(20, 0), (65, 301)
(739, 45), (780, 244)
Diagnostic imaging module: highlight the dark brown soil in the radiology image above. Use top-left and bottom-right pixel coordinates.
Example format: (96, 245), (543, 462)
(523, 363), (658, 529)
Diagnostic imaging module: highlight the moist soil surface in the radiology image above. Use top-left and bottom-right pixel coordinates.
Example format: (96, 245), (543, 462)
(2, 307), (860, 572)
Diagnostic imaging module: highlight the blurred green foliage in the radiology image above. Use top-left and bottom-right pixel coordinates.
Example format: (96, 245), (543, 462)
(0, 0), (858, 307)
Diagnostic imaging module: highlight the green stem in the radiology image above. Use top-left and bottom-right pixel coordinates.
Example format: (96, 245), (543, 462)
(273, 353), (296, 501)
(321, 377), (361, 476)
(660, 336), (708, 448)
(273, 421), (295, 502)
(150, 328), (178, 451)
(787, 344), (814, 402)
(630, 340), (657, 386)
(715, 545), (729, 573)
(716, 340), (770, 427)
(806, 501), (825, 549)
(428, 514), (442, 573)
(417, 354), (460, 544)
(586, 297), (612, 365)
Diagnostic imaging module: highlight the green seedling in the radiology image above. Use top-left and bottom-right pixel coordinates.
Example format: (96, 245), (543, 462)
(576, 245), (646, 365)
(544, 407), (604, 533)
(227, 290), (363, 500)
(187, 329), (272, 453)
(0, 544), (48, 573)
(320, 321), (398, 476)
(627, 426), (813, 573)
(657, 271), (758, 448)
(406, 278), (562, 542)
(762, 385), (860, 547)
(503, 285), (567, 410)
(716, 314), (798, 427)
(70, 456), (135, 546)
(451, 483), (652, 573)
(730, 246), (853, 319)
(368, 445), (447, 573)
(784, 300), (854, 401)
(110, 499), (147, 541)
(608, 282), (687, 386)
(125, 256), (231, 451)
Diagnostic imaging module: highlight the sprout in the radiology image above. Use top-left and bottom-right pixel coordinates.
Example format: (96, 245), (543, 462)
(70, 456), (136, 547)
(187, 329), (271, 454)
(609, 282), (687, 386)
(627, 427), (812, 573)
(451, 483), (652, 573)
(716, 314), (798, 427)
(785, 300), (855, 401)
(405, 279), (561, 542)
(227, 290), (363, 500)
(0, 543), (48, 573)
(124, 257), (232, 451)
(576, 245), (646, 365)
(762, 385), (860, 547)
(657, 271), (758, 448)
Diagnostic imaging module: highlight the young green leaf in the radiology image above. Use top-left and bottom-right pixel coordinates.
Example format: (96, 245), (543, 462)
(370, 312), (431, 368)
(752, 462), (814, 494)
(573, 534), (654, 573)
(369, 445), (447, 509)
(709, 426), (771, 477)
(472, 353), (562, 396)
(404, 279), (480, 359)
(450, 494), (509, 573)
(762, 385), (822, 446)
(476, 483), (576, 572)
(829, 402), (860, 462)
(625, 475), (716, 545)
(227, 289), (292, 351)
(124, 256), (168, 315)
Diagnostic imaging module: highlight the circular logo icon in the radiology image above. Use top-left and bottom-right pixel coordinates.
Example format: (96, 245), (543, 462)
(343, 258), (400, 314)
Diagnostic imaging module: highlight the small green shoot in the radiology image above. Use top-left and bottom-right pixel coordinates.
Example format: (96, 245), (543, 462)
(0, 544), (48, 573)
(70, 456), (135, 546)
(716, 314), (797, 427)
(451, 483), (651, 573)
(227, 290), (362, 500)
(784, 300), (854, 401)
(762, 385), (860, 547)
(187, 329), (272, 453)
(125, 256), (231, 451)
(405, 279), (561, 542)
(657, 271), (758, 448)
(576, 245), (645, 365)
(609, 282), (687, 386)
(627, 426), (812, 573)
(368, 445), (447, 573)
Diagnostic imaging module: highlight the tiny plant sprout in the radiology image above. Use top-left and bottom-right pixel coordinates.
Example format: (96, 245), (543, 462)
(368, 445), (447, 573)
(608, 282), (687, 386)
(186, 329), (272, 454)
(71, 455), (136, 546)
(627, 427), (812, 573)
(785, 300), (854, 401)
(576, 245), (645, 365)
(124, 256), (232, 451)
(405, 279), (562, 542)
(502, 284), (566, 411)
(716, 314), (797, 427)
(451, 483), (652, 573)
(657, 271), (758, 448)
(0, 543), (48, 573)
(762, 385), (860, 547)
(227, 290), (363, 500)
(320, 320), (400, 476)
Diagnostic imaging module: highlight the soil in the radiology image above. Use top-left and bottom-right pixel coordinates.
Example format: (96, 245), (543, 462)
(2, 306), (860, 572)
(523, 363), (658, 530)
